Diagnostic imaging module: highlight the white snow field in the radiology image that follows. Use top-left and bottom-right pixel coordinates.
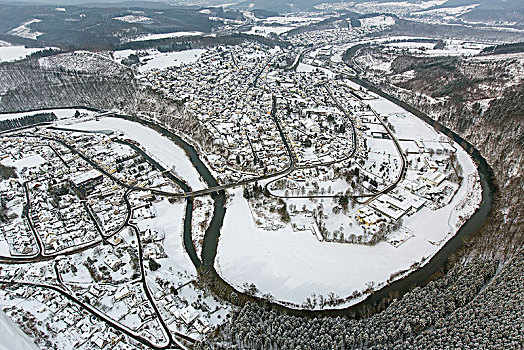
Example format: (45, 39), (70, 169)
(215, 92), (482, 309)
(296, 63), (336, 78)
(62, 117), (206, 191)
(245, 26), (294, 36)
(0, 108), (96, 121)
(0, 46), (49, 63)
(1, 154), (46, 172)
(7, 19), (42, 40)
(0, 310), (39, 350)
(137, 200), (196, 276)
(128, 32), (204, 42)
(138, 49), (206, 72)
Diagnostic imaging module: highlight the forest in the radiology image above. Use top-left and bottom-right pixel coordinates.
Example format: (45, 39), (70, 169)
(0, 112), (56, 132)
(0, 4), (222, 50)
(198, 256), (524, 349)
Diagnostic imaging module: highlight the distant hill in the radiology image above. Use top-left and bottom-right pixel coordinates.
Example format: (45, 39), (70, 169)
(0, 3), (221, 50)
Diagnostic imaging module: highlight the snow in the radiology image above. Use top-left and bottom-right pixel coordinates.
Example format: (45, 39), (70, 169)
(265, 16), (324, 24)
(112, 49), (135, 61)
(360, 15), (396, 27)
(379, 0), (447, 8)
(0, 108), (96, 122)
(113, 15), (152, 23)
(0, 310), (39, 350)
(0, 236), (10, 256)
(296, 63), (335, 78)
(425, 41), (487, 56)
(217, 188), (426, 308)
(364, 100), (439, 140)
(8, 19), (42, 40)
(39, 51), (124, 75)
(217, 144), (479, 309)
(128, 32), (203, 42)
(0, 46), (48, 63)
(367, 138), (399, 156)
(413, 4), (480, 16)
(386, 42), (436, 49)
(1, 154), (46, 172)
(244, 26), (294, 36)
(62, 117), (206, 191)
(215, 87), (481, 309)
(138, 49), (206, 73)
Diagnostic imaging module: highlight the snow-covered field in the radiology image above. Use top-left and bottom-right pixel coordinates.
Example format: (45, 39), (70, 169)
(386, 39), (488, 56)
(0, 46), (49, 63)
(215, 90), (482, 309)
(413, 4), (480, 17)
(245, 26), (294, 36)
(296, 63), (335, 78)
(62, 117), (206, 191)
(138, 49), (206, 72)
(7, 19), (42, 40)
(0, 108), (96, 122)
(360, 15), (396, 27)
(264, 16), (324, 24)
(137, 200), (195, 276)
(1, 154), (46, 172)
(128, 32), (204, 42)
(113, 15), (152, 23)
(0, 310), (39, 350)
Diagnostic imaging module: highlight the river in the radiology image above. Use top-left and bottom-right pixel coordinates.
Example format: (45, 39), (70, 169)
(49, 105), (495, 317)
(113, 102), (495, 318)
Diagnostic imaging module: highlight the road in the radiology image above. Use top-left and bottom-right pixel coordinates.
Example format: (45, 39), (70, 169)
(361, 106), (407, 203)
(0, 279), (178, 349)
(1, 191), (191, 348)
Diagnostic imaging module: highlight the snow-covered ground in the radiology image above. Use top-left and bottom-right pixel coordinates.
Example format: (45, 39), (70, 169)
(0, 310), (39, 350)
(137, 200), (195, 276)
(215, 90), (482, 309)
(244, 26), (294, 36)
(61, 117), (206, 191)
(39, 51), (126, 75)
(296, 63), (335, 78)
(113, 15), (152, 23)
(412, 4), (480, 17)
(0, 46), (49, 63)
(386, 39), (488, 56)
(138, 49), (206, 73)
(128, 32), (204, 42)
(360, 15), (396, 27)
(7, 19), (42, 40)
(1, 154), (46, 172)
(0, 108), (96, 122)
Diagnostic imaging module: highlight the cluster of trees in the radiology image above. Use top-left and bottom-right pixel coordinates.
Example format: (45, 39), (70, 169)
(0, 164), (16, 180)
(481, 42), (524, 55)
(198, 258), (513, 349)
(0, 59), (136, 113)
(0, 112), (56, 132)
(149, 258), (161, 272)
(243, 183), (269, 199)
(276, 200), (290, 223)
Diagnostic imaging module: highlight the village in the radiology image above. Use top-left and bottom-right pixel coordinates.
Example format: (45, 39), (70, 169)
(0, 12), (484, 346)
(0, 117), (232, 348)
(141, 41), (471, 248)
